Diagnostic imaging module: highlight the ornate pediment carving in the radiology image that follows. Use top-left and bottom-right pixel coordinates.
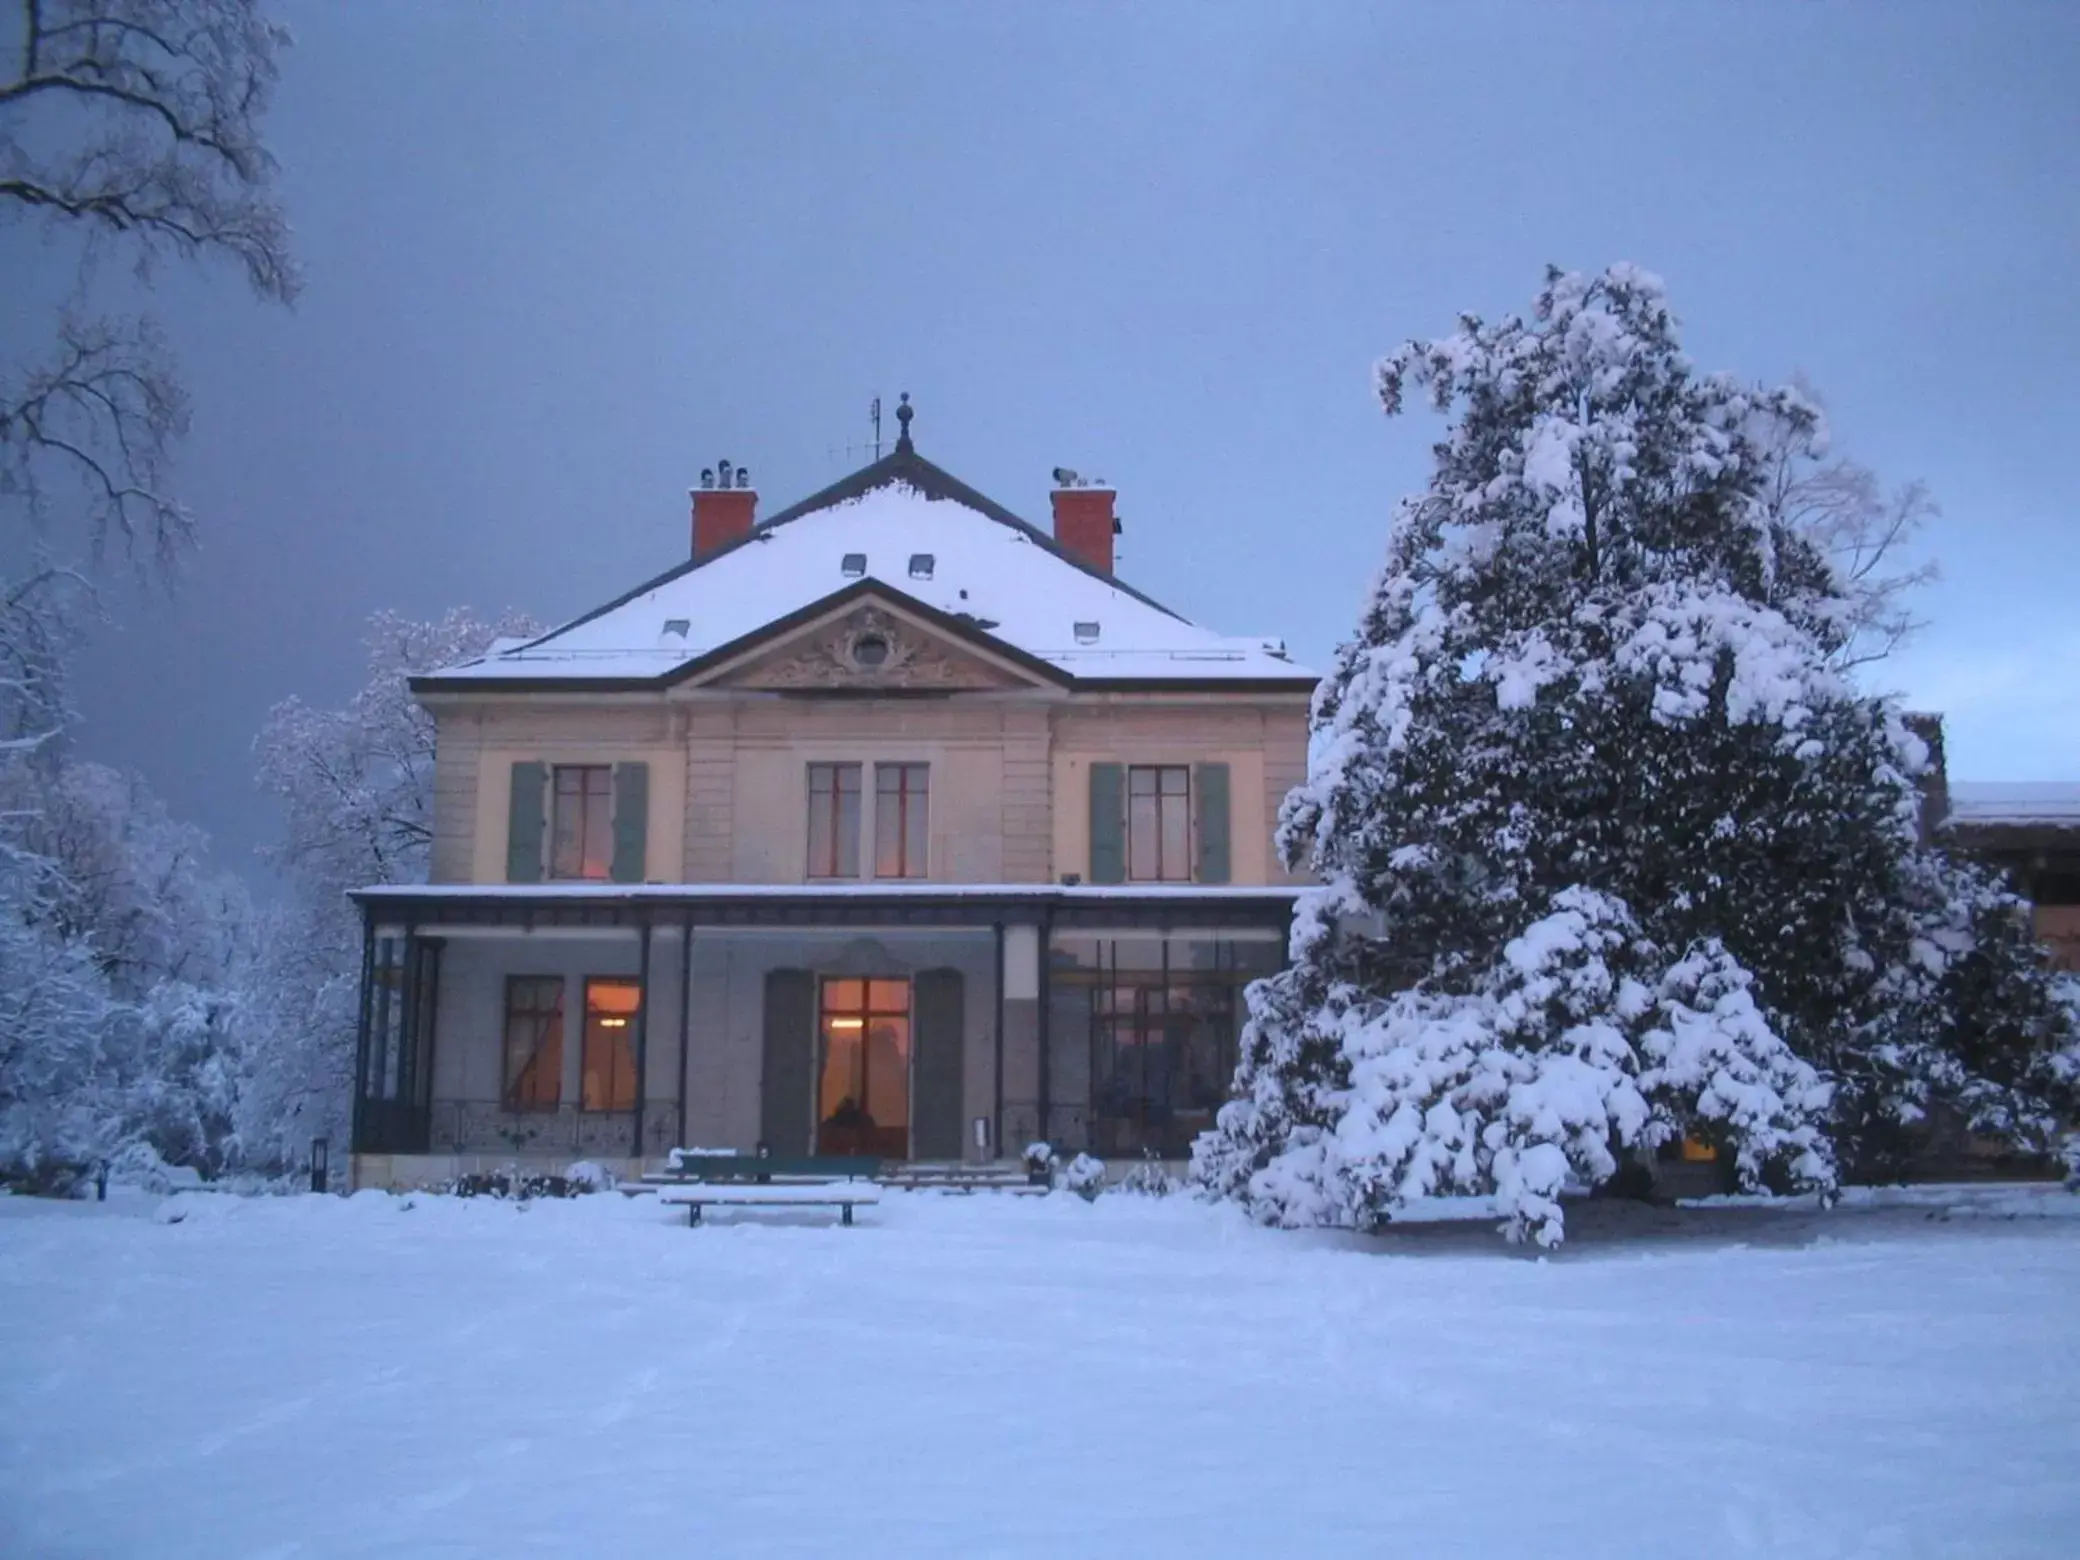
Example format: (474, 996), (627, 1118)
(723, 606), (1021, 692)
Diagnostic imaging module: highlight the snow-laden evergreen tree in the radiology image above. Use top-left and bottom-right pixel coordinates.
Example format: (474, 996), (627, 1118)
(1194, 264), (2077, 1244)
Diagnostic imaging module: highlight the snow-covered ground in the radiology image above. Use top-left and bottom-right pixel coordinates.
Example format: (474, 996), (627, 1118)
(4, 1185), (2078, 1559)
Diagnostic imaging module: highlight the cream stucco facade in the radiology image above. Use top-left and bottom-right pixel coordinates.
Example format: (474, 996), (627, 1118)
(351, 437), (1316, 1188)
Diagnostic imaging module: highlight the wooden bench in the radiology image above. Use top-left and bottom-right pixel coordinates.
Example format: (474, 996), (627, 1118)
(878, 1163), (1049, 1196)
(650, 1153), (884, 1227)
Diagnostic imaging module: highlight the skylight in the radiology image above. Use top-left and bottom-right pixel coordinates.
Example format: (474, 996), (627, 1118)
(841, 552), (867, 578)
(1073, 621), (1101, 645)
(908, 552), (935, 579)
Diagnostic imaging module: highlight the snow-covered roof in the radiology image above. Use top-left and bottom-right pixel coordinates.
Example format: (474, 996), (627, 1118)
(422, 448), (1313, 690)
(1946, 782), (2080, 829)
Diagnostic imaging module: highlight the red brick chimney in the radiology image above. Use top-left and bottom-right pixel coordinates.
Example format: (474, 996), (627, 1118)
(691, 459), (757, 559)
(1050, 474), (1117, 575)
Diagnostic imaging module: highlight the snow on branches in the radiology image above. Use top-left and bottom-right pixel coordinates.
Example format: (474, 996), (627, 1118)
(238, 607), (538, 1171)
(1200, 889), (1833, 1247)
(1199, 264), (2075, 1245)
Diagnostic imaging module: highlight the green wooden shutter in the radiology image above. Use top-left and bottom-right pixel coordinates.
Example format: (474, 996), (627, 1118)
(1195, 762), (1231, 884)
(506, 761), (547, 883)
(761, 968), (816, 1155)
(611, 761), (650, 883)
(912, 968), (966, 1161)
(1088, 763), (1125, 885)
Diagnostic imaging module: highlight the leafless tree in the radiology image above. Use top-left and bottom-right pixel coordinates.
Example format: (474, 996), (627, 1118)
(0, 4), (295, 1181)
(1, 0), (297, 566)
(1759, 377), (1939, 672)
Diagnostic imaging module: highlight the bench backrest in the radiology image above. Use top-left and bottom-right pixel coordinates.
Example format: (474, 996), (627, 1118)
(670, 1154), (882, 1182)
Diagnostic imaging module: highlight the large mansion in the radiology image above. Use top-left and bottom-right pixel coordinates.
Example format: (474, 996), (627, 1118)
(350, 407), (1314, 1185)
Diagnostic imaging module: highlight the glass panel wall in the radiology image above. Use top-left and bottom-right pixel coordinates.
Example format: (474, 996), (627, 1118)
(1046, 934), (1282, 1159)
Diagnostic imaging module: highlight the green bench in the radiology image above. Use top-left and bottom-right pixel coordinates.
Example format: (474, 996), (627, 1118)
(654, 1152), (884, 1226)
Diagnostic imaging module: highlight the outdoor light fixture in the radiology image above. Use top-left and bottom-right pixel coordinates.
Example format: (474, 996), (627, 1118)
(828, 1017), (864, 1031)
(598, 1017), (629, 1029)
(309, 1136), (329, 1195)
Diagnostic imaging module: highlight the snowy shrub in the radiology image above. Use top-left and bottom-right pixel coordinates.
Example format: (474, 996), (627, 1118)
(1062, 1153), (1106, 1201)
(105, 1141), (207, 1196)
(447, 1170), (592, 1201)
(1116, 1156), (1180, 1197)
(1195, 263), (2076, 1246)
(1022, 1141), (1057, 1185)
(563, 1160), (617, 1192)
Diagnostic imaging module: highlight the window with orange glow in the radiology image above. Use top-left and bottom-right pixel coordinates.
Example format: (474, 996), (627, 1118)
(581, 978), (640, 1112)
(816, 977), (910, 1156)
(551, 765), (613, 881)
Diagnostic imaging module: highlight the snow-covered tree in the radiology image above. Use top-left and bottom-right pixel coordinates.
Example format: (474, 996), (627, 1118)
(240, 608), (537, 1169)
(1195, 265), (2076, 1245)
(0, 2), (294, 1189)
(257, 609), (539, 903)
(0, 750), (254, 1186)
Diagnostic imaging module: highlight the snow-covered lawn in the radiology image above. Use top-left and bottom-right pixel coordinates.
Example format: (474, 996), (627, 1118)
(4, 1186), (2078, 1559)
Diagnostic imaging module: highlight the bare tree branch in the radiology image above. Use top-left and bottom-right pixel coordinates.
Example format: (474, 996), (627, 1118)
(1, 1), (296, 575)
(1, 0), (300, 301)
(1756, 377), (1939, 672)
(0, 314), (190, 565)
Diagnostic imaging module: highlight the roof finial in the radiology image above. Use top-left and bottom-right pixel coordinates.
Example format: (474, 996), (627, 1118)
(894, 391), (914, 453)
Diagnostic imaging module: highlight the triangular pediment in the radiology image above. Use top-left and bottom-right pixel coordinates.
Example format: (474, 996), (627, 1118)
(690, 593), (1047, 693)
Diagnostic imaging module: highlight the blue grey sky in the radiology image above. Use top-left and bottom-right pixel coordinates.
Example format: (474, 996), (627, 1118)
(24, 1), (2080, 876)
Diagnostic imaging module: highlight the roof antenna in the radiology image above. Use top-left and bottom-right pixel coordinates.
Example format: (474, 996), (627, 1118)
(827, 398), (897, 471)
(894, 391), (914, 454)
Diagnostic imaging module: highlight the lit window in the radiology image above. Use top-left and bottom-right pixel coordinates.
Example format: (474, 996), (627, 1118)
(502, 977), (564, 1110)
(817, 977), (911, 1158)
(807, 763), (862, 879)
(874, 763), (929, 879)
(581, 979), (640, 1113)
(1127, 765), (1191, 882)
(550, 765), (613, 881)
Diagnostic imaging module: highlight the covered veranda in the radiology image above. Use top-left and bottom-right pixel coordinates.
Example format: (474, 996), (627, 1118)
(347, 883), (1298, 1188)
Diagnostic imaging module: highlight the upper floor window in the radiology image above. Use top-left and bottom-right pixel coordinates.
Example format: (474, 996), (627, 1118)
(551, 764), (613, 880)
(874, 763), (929, 879)
(506, 760), (648, 885)
(1127, 765), (1191, 882)
(808, 762), (862, 879)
